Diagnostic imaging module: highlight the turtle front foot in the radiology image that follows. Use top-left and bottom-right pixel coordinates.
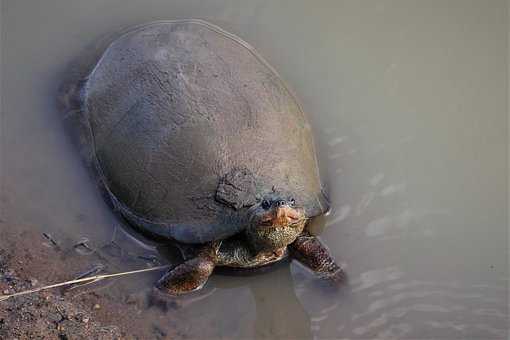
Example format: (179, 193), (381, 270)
(289, 233), (346, 283)
(156, 256), (215, 295)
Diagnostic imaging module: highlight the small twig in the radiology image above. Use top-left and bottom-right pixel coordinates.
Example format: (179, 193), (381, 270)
(0, 265), (169, 302)
(70, 278), (117, 300)
(65, 263), (106, 291)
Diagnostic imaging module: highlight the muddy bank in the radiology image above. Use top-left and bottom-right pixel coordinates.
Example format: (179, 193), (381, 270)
(0, 228), (181, 339)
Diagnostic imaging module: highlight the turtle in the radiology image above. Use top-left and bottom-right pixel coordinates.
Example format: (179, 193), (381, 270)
(60, 20), (343, 295)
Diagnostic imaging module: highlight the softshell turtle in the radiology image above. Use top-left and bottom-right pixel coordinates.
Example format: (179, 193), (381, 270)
(61, 20), (343, 295)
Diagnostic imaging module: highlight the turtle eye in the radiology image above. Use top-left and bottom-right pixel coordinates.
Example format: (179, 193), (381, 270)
(289, 198), (296, 206)
(261, 200), (271, 210)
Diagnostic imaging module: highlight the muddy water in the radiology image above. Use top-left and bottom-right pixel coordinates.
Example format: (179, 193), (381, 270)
(1, 0), (508, 339)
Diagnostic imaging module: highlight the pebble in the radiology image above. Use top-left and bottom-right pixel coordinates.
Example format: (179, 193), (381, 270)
(93, 304), (101, 309)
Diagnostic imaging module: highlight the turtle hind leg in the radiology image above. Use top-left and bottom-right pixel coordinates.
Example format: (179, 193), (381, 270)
(289, 233), (346, 283)
(156, 253), (215, 295)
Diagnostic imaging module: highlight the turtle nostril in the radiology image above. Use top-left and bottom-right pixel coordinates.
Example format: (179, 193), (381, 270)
(277, 200), (286, 207)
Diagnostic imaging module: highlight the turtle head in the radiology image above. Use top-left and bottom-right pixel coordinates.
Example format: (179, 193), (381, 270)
(245, 194), (307, 252)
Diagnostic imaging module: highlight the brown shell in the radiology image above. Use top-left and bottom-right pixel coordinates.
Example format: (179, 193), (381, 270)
(81, 20), (329, 243)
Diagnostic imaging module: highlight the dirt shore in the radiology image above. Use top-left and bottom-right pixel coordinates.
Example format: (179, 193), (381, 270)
(0, 228), (179, 339)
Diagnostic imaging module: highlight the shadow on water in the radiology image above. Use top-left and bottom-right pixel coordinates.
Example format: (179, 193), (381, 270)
(212, 262), (314, 339)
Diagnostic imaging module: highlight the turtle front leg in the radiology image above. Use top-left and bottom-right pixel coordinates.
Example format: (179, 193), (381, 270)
(156, 245), (216, 295)
(289, 233), (345, 282)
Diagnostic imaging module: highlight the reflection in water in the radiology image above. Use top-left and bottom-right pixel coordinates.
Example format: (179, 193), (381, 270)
(220, 264), (314, 339)
(249, 264), (312, 339)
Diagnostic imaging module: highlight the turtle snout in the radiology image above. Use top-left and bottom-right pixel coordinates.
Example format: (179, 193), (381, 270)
(275, 205), (304, 226)
(256, 197), (304, 227)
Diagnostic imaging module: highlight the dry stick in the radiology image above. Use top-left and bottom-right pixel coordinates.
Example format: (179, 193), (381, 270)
(0, 265), (169, 302)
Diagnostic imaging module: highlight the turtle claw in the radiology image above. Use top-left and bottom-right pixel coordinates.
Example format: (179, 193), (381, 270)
(319, 263), (347, 285)
(156, 256), (215, 296)
(289, 233), (346, 283)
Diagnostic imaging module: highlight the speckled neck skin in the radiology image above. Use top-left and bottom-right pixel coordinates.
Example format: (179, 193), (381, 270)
(214, 236), (289, 268)
(243, 219), (306, 253)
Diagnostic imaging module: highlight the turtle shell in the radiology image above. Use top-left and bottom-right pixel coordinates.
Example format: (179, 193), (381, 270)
(81, 20), (329, 243)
